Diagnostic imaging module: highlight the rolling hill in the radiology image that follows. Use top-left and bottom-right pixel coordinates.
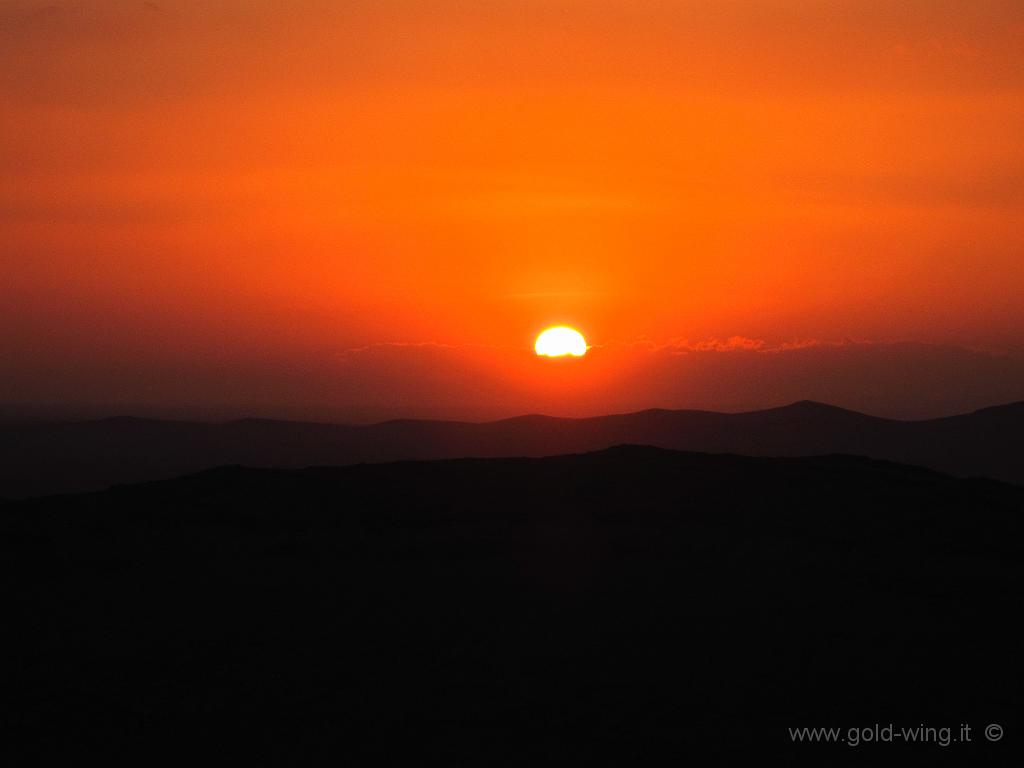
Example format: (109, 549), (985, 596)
(1, 399), (1023, 498)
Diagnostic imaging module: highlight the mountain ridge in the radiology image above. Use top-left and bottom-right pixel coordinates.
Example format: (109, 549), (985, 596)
(2, 399), (1022, 498)
(15, 398), (1022, 430)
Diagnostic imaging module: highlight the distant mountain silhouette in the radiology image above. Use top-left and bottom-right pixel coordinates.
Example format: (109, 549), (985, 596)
(2, 400), (1022, 498)
(4, 447), (1021, 763)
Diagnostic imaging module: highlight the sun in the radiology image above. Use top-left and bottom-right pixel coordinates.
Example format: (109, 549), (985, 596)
(535, 326), (588, 357)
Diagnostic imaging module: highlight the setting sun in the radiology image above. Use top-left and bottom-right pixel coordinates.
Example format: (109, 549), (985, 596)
(535, 327), (588, 358)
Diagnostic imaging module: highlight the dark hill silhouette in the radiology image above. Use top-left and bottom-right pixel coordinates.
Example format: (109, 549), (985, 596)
(3, 447), (1021, 764)
(2, 400), (1023, 498)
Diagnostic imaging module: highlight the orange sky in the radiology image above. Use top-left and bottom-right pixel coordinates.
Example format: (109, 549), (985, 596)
(3, 1), (1024, 420)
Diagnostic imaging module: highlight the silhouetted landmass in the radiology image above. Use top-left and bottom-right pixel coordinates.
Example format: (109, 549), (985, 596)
(4, 447), (1022, 763)
(1, 399), (1023, 498)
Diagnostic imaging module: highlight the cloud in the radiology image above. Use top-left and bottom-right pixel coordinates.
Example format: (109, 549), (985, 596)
(605, 336), (845, 355)
(315, 337), (1024, 422)
(337, 341), (500, 360)
(669, 336), (767, 353)
(5, 330), (1022, 423)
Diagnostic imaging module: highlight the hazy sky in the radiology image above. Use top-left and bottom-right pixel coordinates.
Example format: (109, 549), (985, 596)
(3, 1), (1023, 420)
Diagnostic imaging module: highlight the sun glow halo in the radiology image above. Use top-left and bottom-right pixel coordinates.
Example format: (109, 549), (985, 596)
(535, 326), (588, 357)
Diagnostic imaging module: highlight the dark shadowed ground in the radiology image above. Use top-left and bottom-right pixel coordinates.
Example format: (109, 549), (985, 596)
(4, 447), (1022, 764)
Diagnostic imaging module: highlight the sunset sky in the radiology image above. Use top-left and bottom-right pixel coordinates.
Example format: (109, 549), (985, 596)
(3, 1), (1024, 421)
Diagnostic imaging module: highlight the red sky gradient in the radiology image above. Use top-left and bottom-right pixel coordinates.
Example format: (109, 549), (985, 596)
(3, 1), (1024, 421)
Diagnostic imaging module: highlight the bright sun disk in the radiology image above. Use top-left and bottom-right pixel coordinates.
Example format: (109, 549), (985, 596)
(535, 326), (588, 357)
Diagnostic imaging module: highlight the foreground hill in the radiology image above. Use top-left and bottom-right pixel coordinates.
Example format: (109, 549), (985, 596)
(4, 447), (1022, 763)
(1, 399), (1023, 498)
